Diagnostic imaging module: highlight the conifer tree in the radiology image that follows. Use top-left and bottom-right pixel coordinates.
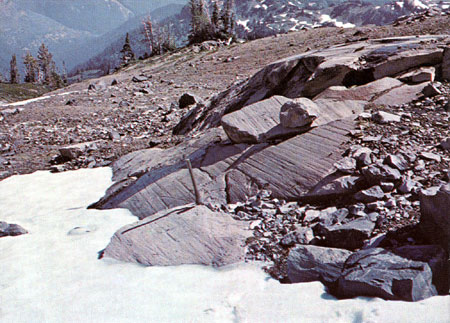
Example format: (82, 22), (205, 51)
(188, 0), (213, 44)
(142, 16), (155, 56)
(37, 43), (54, 85)
(9, 54), (19, 84)
(211, 1), (220, 33)
(120, 33), (135, 66)
(23, 51), (38, 83)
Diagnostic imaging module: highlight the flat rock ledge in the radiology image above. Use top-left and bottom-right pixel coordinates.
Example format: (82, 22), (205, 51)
(102, 205), (251, 267)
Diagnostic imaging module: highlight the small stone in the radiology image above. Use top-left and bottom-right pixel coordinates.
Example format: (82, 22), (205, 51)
(420, 152), (441, 163)
(385, 154), (409, 171)
(440, 138), (450, 151)
(132, 75), (149, 82)
(398, 178), (417, 194)
(372, 111), (401, 124)
(422, 83), (441, 97)
(354, 186), (385, 203)
(179, 93), (201, 109)
(334, 157), (357, 174)
(108, 130), (121, 141)
(380, 182), (395, 192)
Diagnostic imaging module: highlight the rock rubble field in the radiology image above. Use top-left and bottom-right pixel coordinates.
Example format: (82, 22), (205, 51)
(1, 22), (449, 303)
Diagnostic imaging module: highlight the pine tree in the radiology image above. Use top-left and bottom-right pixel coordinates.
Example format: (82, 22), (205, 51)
(23, 51), (38, 83)
(211, 1), (220, 33)
(188, 0), (214, 44)
(142, 16), (155, 56)
(220, 0), (235, 37)
(9, 54), (19, 84)
(120, 33), (135, 66)
(37, 43), (53, 85)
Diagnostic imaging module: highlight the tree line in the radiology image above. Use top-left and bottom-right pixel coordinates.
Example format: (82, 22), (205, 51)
(120, 0), (236, 67)
(6, 43), (66, 88)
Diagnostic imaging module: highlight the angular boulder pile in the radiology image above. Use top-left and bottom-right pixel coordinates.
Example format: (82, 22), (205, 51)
(95, 35), (450, 301)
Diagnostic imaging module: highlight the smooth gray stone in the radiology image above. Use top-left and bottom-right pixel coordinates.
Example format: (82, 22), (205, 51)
(103, 205), (250, 267)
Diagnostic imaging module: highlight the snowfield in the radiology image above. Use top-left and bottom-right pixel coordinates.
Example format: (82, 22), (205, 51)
(0, 168), (449, 322)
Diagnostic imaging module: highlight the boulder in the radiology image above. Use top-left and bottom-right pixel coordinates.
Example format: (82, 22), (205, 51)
(442, 46), (450, 81)
(221, 96), (301, 144)
(0, 221), (28, 237)
(279, 99), (318, 128)
(314, 218), (375, 250)
(132, 75), (149, 82)
(287, 245), (353, 284)
(88, 80), (107, 91)
(354, 185), (385, 203)
(179, 93), (202, 109)
(59, 141), (100, 160)
(371, 111), (401, 124)
(221, 96), (364, 144)
(419, 183), (450, 293)
(334, 246), (447, 301)
(102, 205), (250, 267)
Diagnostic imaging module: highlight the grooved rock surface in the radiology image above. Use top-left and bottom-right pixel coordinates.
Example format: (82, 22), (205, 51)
(103, 205), (251, 267)
(229, 119), (355, 201)
(94, 119), (355, 219)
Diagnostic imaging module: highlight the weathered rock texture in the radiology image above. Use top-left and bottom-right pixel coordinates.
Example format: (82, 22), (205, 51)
(95, 119), (355, 219)
(103, 205), (250, 267)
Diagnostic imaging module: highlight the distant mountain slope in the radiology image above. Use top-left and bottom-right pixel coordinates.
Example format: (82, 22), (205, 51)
(0, 0), (187, 77)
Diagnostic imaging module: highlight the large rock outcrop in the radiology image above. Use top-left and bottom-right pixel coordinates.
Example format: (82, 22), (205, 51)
(94, 119), (356, 219)
(102, 205), (250, 267)
(174, 35), (448, 135)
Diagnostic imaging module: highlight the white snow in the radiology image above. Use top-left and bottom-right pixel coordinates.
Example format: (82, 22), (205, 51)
(412, 0), (429, 9)
(319, 14), (356, 28)
(1, 168), (449, 322)
(237, 19), (250, 32)
(0, 91), (76, 107)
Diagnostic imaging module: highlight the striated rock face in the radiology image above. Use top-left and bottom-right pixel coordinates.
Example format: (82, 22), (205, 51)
(102, 205), (250, 267)
(174, 35), (448, 135)
(94, 119), (355, 219)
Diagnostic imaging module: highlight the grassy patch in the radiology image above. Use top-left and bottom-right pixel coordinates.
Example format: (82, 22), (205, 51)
(0, 83), (52, 104)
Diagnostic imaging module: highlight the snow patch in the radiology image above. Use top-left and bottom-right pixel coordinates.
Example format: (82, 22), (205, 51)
(0, 168), (449, 322)
(0, 91), (77, 107)
(319, 14), (356, 28)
